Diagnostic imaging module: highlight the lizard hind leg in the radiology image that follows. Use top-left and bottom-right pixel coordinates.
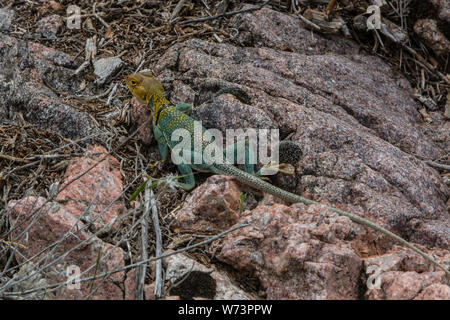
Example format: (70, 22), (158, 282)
(174, 163), (196, 190)
(173, 150), (214, 190)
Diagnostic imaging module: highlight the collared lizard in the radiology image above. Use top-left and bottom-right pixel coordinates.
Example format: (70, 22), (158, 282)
(124, 71), (449, 276)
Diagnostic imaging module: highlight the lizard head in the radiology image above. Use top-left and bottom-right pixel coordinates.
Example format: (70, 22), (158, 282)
(124, 72), (164, 106)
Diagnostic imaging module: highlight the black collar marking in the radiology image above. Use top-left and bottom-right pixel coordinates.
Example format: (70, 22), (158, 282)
(155, 103), (170, 126)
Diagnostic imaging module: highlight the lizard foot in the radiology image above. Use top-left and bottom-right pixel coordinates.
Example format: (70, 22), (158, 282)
(259, 161), (295, 176)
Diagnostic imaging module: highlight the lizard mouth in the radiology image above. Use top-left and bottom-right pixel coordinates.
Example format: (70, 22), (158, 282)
(124, 74), (138, 88)
(124, 76), (131, 87)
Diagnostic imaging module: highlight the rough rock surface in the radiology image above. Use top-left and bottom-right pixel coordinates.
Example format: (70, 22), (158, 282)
(47, 1), (63, 12)
(414, 19), (450, 56)
(157, 8), (449, 249)
(172, 175), (242, 233)
(364, 250), (450, 299)
(215, 202), (365, 300)
(174, 177), (362, 299)
(7, 196), (134, 299)
(427, 111), (450, 152)
(56, 145), (124, 232)
(130, 97), (153, 145)
(0, 33), (98, 140)
(173, 175), (449, 300)
(7, 262), (55, 300)
(1, 4), (449, 301)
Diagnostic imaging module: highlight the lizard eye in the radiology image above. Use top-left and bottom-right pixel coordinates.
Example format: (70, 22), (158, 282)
(130, 80), (137, 86)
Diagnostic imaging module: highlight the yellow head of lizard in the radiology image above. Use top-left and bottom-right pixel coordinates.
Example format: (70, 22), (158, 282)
(124, 72), (165, 106)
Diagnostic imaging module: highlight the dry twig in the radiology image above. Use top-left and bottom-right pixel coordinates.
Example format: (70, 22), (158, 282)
(179, 0), (270, 25)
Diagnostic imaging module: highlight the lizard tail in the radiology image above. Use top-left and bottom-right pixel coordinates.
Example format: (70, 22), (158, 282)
(213, 163), (450, 276)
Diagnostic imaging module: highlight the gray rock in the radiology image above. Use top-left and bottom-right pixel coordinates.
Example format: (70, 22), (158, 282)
(0, 8), (15, 31)
(0, 34), (99, 140)
(93, 57), (123, 86)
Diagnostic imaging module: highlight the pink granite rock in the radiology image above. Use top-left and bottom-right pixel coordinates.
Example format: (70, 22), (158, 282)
(172, 175), (242, 233)
(8, 196), (131, 299)
(164, 252), (252, 299)
(215, 203), (364, 299)
(155, 7), (449, 249)
(171, 175), (449, 300)
(56, 145), (124, 232)
(124, 269), (136, 300)
(364, 249), (450, 300)
(415, 284), (450, 300)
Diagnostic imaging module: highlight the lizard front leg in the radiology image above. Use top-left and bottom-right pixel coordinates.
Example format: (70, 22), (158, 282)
(153, 126), (169, 162)
(172, 149), (213, 190)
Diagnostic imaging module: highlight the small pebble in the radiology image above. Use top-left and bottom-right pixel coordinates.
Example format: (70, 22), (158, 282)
(0, 9), (15, 31)
(93, 57), (124, 86)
